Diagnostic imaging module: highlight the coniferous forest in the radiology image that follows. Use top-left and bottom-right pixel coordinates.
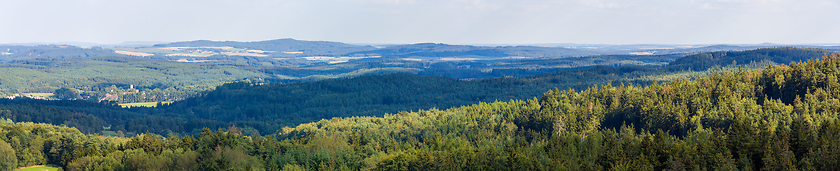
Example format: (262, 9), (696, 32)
(2, 51), (840, 170)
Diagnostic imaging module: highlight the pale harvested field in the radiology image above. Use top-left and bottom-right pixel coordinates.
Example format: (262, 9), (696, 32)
(115, 50), (154, 56)
(223, 52), (268, 57)
(247, 50), (274, 53)
(160, 46), (235, 50)
(439, 57), (480, 61)
(166, 53), (212, 57)
(629, 52), (654, 55)
(175, 59), (219, 62)
(500, 56), (530, 59)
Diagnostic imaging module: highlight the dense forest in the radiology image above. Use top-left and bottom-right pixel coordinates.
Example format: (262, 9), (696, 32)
(0, 47), (826, 103)
(0, 56), (268, 102)
(0, 65), (661, 136)
(664, 47), (834, 71)
(3, 54), (840, 170)
(0, 48), (833, 137)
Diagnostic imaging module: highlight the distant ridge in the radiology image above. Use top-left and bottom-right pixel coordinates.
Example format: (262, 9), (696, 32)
(153, 38), (377, 56)
(665, 47), (835, 71)
(345, 43), (601, 58)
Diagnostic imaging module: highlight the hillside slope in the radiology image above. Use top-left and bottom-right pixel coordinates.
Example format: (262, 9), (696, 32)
(0, 45), (122, 61)
(153, 38), (377, 57)
(346, 43), (600, 58)
(0, 47), (832, 136)
(4, 54), (840, 171)
(665, 47), (834, 71)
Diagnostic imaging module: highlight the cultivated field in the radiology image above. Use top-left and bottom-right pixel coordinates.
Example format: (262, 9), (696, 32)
(23, 93), (54, 97)
(15, 165), (60, 171)
(114, 50), (154, 56)
(119, 101), (172, 108)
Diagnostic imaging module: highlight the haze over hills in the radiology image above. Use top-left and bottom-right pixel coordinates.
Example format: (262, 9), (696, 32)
(0, 47), (832, 136)
(1, 38), (838, 105)
(344, 43), (600, 59)
(152, 39), (378, 57)
(4, 39), (839, 62)
(1, 43), (840, 171)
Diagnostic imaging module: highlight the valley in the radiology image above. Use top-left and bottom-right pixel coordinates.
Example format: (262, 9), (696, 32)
(4, 0), (839, 170)
(0, 40), (838, 171)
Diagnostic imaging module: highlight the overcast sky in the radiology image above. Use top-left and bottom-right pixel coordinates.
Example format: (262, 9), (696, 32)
(1, 0), (838, 45)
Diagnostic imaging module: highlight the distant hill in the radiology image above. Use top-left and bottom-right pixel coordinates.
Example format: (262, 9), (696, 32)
(0, 56), (267, 102)
(0, 47), (835, 136)
(345, 43), (601, 58)
(0, 45), (122, 61)
(153, 38), (377, 57)
(665, 47), (835, 71)
(146, 47), (836, 134)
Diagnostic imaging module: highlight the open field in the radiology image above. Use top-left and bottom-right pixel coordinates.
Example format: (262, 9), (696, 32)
(101, 130), (118, 137)
(115, 50), (154, 56)
(165, 53), (213, 57)
(175, 59), (221, 62)
(15, 165), (60, 171)
(222, 52), (268, 57)
(119, 101), (172, 108)
(114, 46), (268, 57)
(303, 56), (380, 63)
(24, 93), (54, 97)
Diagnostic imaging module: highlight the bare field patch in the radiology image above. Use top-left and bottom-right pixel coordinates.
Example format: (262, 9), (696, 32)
(166, 53), (212, 57)
(629, 52), (654, 55)
(15, 165), (60, 171)
(160, 46), (236, 50)
(175, 59), (220, 62)
(223, 52), (268, 57)
(500, 56), (531, 59)
(439, 57), (480, 61)
(115, 50), (154, 56)
(248, 50), (274, 53)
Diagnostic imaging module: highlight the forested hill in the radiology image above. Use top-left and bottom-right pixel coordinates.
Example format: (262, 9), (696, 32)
(150, 47), (832, 133)
(153, 38), (377, 56)
(0, 64), (658, 136)
(0, 47), (833, 136)
(0, 45), (122, 61)
(155, 66), (652, 123)
(4, 54), (840, 171)
(345, 43), (600, 58)
(665, 47), (834, 71)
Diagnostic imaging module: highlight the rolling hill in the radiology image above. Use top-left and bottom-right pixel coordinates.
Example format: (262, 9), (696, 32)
(345, 43), (601, 59)
(152, 38), (378, 57)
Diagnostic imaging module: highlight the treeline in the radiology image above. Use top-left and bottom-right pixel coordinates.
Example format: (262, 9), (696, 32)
(664, 47), (834, 71)
(3, 54), (840, 170)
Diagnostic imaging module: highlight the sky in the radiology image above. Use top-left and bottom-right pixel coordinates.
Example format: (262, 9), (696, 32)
(1, 0), (839, 45)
